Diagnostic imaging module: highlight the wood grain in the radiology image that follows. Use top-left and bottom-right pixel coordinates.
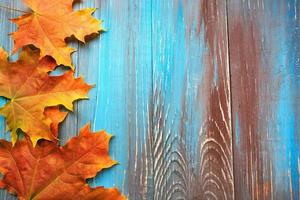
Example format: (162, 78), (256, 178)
(90, 0), (153, 196)
(228, 0), (300, 199)
(149, 0), (234, 199)
(0, 0), (299, 200)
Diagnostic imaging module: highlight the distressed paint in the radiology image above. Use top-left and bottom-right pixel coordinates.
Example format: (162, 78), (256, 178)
(198, 0), (234, 199)
(91, 0), (153, 197)
(0, 0), (299, 200)
(142, 0), (234, 199)
(228, 4), (264, 199)
(228, 0), (300, 199)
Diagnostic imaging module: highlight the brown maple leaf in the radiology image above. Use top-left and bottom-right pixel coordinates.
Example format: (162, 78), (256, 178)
(11, 0), (103, 67)
(0, 47), (92, 145)
(0, 124), (126, 200)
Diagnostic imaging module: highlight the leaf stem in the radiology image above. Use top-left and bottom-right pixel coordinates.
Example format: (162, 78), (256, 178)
(0, 5), (28, 13)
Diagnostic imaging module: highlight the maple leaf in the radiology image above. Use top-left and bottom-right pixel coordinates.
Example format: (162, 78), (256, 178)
(44, 106), (68, 138)
(0, 124), (126, 200)
(0, 48), (8, 60)
(0, 47), (92, 145)
(11, 0), (103, 67)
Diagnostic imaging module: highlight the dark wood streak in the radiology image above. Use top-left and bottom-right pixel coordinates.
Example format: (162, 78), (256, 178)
(193, 0), (234, 199)
(228, 1), (265, 200)
(229, 16), (264, 200)
(228, 1), (300, 199)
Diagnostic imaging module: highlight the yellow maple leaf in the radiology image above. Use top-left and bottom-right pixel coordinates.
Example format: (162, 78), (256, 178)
(0, 47), (92, 145)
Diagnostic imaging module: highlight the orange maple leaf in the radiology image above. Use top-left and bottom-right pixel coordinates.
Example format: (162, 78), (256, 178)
(11, 0), (103, 67)
(0, 124), (126, 200)
(44, 106), (68, 138)
(0, 47), (92, 145)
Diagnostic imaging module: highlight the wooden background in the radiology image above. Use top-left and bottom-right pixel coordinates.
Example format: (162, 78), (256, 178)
(0, 0), (299, 199)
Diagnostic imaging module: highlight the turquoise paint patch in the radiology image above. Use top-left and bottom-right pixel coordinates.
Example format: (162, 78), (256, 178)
(234, 113), (240, 146)
(214, 55), (218, 85)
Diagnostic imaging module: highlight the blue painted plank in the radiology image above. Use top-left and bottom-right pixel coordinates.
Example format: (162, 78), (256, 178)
(150, 0), (233, 199)
(74, 0), (153, 198)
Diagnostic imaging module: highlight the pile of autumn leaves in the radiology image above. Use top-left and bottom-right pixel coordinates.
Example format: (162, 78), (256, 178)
(0, 0), (125, 199)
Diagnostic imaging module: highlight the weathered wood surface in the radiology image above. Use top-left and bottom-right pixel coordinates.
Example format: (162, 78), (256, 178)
(0, 0), (299, 200)
(228, 0), (300, 199)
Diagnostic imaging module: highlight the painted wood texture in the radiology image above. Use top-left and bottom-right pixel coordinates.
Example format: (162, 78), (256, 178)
(0, 1), (298, 200)
(228, 1), (300, 199)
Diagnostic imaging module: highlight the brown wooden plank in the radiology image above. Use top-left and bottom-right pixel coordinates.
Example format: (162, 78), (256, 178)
(228, 0), (300, 199)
